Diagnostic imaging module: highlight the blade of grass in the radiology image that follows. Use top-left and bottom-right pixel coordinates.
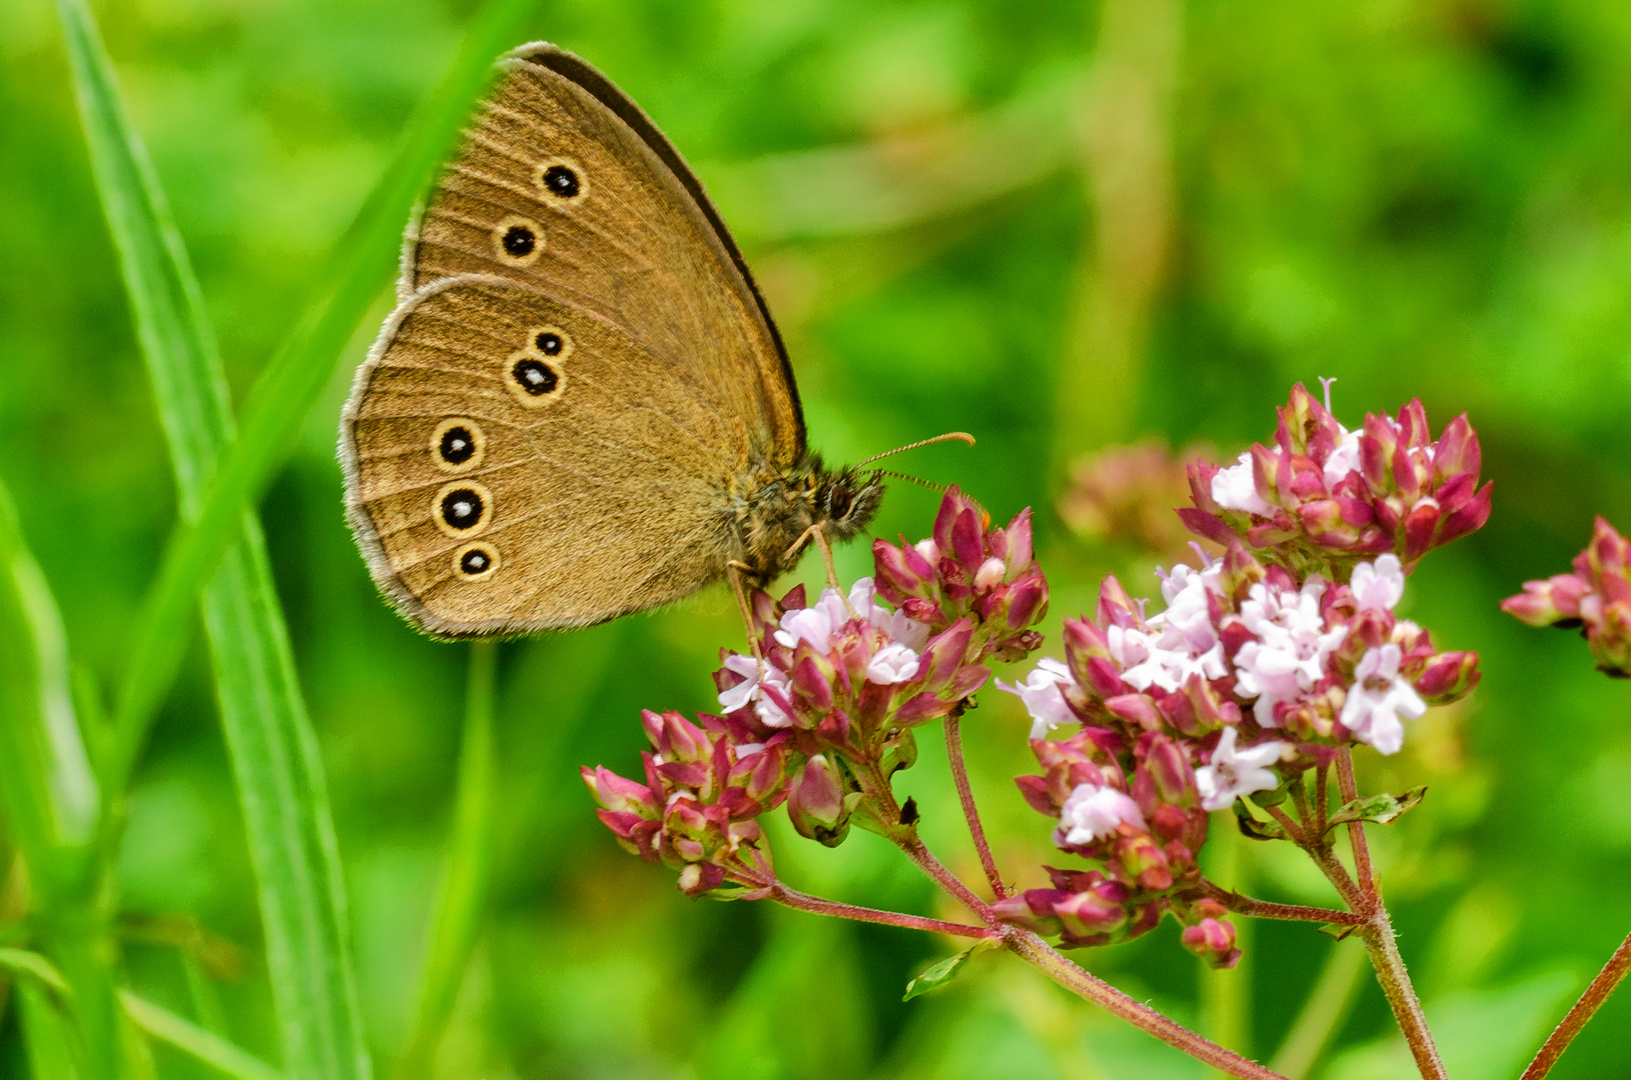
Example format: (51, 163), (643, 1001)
(1269, 940), (1367, 1078)
(393, 642), (497, 1080)
(121, 991), (284, 1080)
(54, 3), (374, 1077)
(19, 982), (83, 1080)
(0, 481), (123, 1080)
(108, 0), (545, 788)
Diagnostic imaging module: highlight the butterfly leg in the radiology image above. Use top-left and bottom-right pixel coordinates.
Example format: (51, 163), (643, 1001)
(781, 524), (856, 617)
(726, 560), (765, 661)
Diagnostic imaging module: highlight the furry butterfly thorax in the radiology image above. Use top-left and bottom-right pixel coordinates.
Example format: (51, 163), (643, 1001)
(338, 42), (888, 638)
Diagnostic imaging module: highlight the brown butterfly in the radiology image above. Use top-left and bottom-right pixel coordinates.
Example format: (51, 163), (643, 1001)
(339, 42), (961, 638)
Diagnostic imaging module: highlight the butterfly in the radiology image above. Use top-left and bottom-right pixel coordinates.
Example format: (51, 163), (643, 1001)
(339, 42), (959, 638)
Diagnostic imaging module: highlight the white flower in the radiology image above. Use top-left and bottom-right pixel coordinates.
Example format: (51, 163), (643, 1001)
(1059, 782), (1146, 845)
(717, 653), (795, 728)
(866, 642), (922, 684)
(1339, 643), (1425, 755)
(1212, 451), (1274, 516)
(998, 658), (1078, 738)
(1350, 554), (1405, 612)
(1104, 560), (1228, 695)
(1323, 424), (1363, 489)
(1194, 727), (1287, 811)
(1231, 577), (1347, 727)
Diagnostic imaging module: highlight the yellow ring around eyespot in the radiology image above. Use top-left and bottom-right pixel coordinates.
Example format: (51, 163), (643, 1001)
(430, 417), (487, 473)
(452, 542), (501, 580)
(432, 479), (494, 539)
(533, 156), (589, 205)
(493, 214), (544, 267)
(525, 324), (574, 361)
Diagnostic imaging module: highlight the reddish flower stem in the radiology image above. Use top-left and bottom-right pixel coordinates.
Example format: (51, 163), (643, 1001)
(1335, 750), (1375, 901)
(770, 883), (998, 940)
(1198, 880), (1365, 926)
(1003, 927), (1289, 1079)
(1300, 804), (1445, 1080)
(1519, 930), (1631, 1080)
(943, 712), (1006, 898)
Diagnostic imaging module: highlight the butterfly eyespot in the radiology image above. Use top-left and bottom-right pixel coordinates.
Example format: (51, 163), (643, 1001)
(535, 157), (589, 204)
(454, 543), (500, 579)
(526, 325), (574, 359)
(493, 215), (543, 266)
(432, 418), (486, 472)
(434, 480), (493, 538)
(505, 351), (566, 406)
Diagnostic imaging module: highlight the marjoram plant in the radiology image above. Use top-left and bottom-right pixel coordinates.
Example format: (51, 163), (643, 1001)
(583, 382), (1631, 1080)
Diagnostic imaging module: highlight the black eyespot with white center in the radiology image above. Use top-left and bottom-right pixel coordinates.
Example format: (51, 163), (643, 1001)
(441, 488), (484, 530)
(512, 357), (559, 396)
(456, 543), (499, 578)
(535, 331), (563, 355)
(541, 164), (580, 198)
(439, 425), (475, 465)
(535, 158), (590, 204)
(493, 215), (543, 265)
(433, 480), (492, 538)
(431, 418), (486, 472)
(501, 225), (534, 257)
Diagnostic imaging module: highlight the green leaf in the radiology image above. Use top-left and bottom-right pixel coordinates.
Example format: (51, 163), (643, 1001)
(17, 982), (81, 1080)
(903, 941), (994, 1001)
(0, 948), (71, 997)
(393, 643), (498, 1080)
(53, 2), (374, 1077)
(1233, 800), (1289, 841)
(0, 482), (100, 865)
(1325, 786), (1427, 834)
(109, 0), (548, 776)
(121, 992), (285, 1080)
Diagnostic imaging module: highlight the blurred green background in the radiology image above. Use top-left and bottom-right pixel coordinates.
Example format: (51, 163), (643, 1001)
(4, 0), (1631, 1077)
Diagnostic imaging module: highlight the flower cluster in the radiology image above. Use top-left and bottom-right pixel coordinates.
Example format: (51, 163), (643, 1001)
(873, 487), (1049, 662)
(991, 729), (1238, 966)
(586, 489), (1050, 892)
(1181, 384), (1491, 576)
(582, 709), (789, 896)
(1503, 516), (1631, 677)
(996, 386), (1487, 962)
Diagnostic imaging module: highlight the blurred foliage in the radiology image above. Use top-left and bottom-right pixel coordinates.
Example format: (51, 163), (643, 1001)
(4, 0), (1631, 1077)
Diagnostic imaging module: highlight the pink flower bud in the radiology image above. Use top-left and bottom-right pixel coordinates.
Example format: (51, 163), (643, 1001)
(787, 754), (851, 845)
(1053, 888), (1128, 938)
(1414, 650), (1480, 701)
(1181, 917), (1241, 970)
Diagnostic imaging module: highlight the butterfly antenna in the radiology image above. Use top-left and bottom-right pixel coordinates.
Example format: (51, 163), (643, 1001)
(856, 431), (975, 467)
(875, 469), (949, 492)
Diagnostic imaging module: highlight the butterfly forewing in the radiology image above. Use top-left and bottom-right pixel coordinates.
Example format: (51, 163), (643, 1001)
(405, 43), (801, 459)
(343, 275), (749, 635)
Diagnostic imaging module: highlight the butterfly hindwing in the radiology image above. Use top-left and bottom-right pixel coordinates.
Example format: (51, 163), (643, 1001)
(342, 275), (751, 635)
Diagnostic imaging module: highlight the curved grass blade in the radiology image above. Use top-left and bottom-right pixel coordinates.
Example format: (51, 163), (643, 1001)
(0, 480), (122, 1079)
(393, 642), (497, 1080)
(109, 0), (546, 785)
(54, 2), (375, 1076)
(121, 992), (285, 1080)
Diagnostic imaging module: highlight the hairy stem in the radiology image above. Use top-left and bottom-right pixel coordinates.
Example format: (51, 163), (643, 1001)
(1335, 751), (1375, 900)
(1519, 930), (1631, 1080)
(1301, 818), (1444, 1080)
(944, 713), (1006, 898)
(769, 884), (998, 940)
(1004, 928), (1288, 1080)
(1197, 880), (1364, 926)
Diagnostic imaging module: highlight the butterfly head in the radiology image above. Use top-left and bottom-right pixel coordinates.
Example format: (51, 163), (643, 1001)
(816, 467), (885, 543)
